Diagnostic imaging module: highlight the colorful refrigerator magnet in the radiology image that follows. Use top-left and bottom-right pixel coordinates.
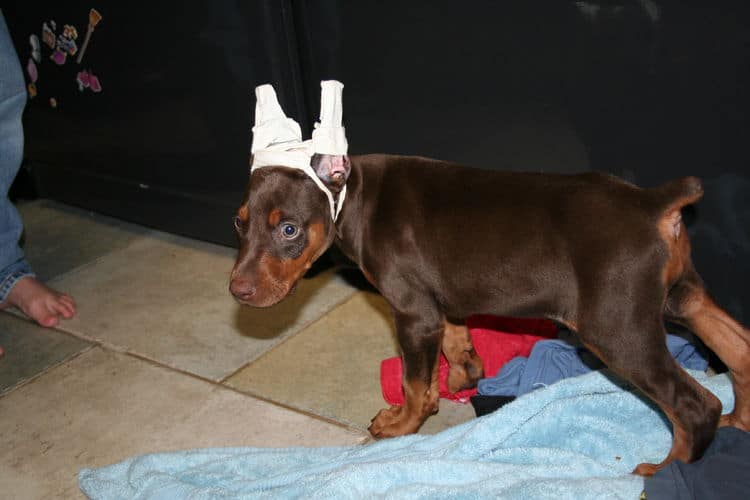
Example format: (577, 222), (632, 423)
(27, 58), (38, 82)
(76, 70), (103, 93)
(76, 9), (102, 64)
(29, 34), (41, 62)
(42, 21), (56, 49)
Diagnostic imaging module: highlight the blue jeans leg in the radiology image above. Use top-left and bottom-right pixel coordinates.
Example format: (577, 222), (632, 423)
(0, 10), (35, 303)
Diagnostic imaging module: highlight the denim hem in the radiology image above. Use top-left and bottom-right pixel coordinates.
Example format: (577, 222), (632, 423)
(0, 260), (35, 303)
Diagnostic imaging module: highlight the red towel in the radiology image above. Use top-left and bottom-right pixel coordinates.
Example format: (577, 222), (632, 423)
(380, 316), (558, 405)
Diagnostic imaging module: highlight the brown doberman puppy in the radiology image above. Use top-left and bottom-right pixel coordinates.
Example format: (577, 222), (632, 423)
(230, 153), (750, 476)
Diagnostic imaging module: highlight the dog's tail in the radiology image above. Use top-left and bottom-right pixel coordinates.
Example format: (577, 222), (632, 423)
(651, 176), (704, 215)
(649, 177), (703, 245)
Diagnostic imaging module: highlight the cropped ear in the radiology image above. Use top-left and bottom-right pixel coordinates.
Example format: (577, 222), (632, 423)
(311, 153), (350, 193)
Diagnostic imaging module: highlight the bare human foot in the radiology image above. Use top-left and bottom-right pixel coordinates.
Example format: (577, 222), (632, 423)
(0, 276), (76, 328)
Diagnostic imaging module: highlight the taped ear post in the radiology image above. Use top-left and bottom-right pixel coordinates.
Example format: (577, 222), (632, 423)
(251, 84), (302, 154)
(312, 81), (348, 156)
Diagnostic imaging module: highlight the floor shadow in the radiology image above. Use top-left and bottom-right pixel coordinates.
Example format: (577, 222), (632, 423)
(230, 269), (357, 340)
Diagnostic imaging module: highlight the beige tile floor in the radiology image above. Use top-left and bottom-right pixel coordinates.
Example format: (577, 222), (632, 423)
(0, 200), (477, 499)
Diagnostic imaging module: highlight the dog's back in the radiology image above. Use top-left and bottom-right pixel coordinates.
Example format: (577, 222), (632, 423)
(350, 154), (693, 320)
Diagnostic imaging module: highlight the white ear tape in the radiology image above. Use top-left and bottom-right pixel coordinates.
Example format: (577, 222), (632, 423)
(251, 84), (303, 154)
(312, 81), (348, 155)
(250, 81), (348, 221)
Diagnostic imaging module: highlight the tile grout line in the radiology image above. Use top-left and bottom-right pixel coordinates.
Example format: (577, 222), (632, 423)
(0, 311), (369, 439)
(22, 200), (162, 283)
(0, 324), (369, 441)
(21, 200), (233, 287)
(43, 229), (160, 285)
(117, 347), (370, 440)
(217, 288), (361, 384)
(2, 312), (124, 350)
(0, 343), (97, 398)
(30, 270), (361, 385)
(2, 269), (361, 381)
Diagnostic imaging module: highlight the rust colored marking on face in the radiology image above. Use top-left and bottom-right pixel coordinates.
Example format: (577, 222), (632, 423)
(237, 204), (249, 223)
(268, 208), (282, 227)
(254, 221), (330, 304)
(292, 221), (328, 277)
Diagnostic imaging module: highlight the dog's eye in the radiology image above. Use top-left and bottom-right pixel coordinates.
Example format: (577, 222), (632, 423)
(281, 223), (298, 239)
(233, 216), (243, 231)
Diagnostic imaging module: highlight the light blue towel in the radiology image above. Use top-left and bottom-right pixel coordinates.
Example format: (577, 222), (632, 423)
(79, 371), (734, 499)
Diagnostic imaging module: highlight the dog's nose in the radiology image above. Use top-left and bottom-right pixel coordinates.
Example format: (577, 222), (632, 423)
(229, 278), (256, 302)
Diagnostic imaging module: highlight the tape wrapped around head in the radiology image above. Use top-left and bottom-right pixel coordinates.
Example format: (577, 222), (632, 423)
(250, 81), (348, 221)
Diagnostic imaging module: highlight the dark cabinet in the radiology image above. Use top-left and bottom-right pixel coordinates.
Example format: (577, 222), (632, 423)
(5, 1), (749, 322)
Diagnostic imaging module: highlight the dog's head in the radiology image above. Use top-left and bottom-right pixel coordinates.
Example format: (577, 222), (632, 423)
(229, 154), (350, 307)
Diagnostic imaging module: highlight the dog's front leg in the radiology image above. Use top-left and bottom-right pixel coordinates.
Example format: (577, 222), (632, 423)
(368, 305), (442, 438)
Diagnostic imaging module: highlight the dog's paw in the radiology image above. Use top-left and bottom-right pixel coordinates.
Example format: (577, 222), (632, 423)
(446, 352), (484, 393)
(368, 406), (424, 438)
(719, 411), (750, 432)
(632, 462), (660, 476)
(447, 361), (483, 393)
(447, 366), (472, 393)
(368, 406), (403, 438)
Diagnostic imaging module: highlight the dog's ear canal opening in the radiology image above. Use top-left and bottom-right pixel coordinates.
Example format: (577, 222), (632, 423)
(311, 153), (351, 193)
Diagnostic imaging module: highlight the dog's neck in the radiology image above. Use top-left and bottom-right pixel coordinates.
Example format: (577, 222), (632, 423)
(331, 156), (366, 265)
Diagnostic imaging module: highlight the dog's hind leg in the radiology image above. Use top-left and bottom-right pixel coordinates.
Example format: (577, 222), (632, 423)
(657, 196), (750, 430)
(666, 268), (750, 432)
(576, 312), (722, 476)
(442, 320), (484, 393)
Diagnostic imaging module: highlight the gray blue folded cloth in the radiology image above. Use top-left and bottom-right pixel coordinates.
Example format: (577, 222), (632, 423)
(478, 332), (708, 397)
